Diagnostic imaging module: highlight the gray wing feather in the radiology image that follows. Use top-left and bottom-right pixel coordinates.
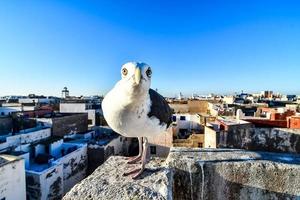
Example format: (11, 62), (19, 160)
(148, 89), (173, 127)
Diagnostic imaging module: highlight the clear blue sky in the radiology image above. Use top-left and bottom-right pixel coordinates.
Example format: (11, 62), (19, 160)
(0, 0), (300, 97)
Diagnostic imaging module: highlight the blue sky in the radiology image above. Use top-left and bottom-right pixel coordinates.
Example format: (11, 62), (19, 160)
(0, 0), (300, 97)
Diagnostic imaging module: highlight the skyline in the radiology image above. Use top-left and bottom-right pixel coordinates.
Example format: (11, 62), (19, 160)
(1, 1), (300, 97)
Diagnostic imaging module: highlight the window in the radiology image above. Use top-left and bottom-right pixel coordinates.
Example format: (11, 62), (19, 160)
(120, 137), (122, 142)
(179, 129), (188, 135)
(180, 116), (186, 121)
(150, 146), (156, 155)
(172, 116), (177, 122)
(198, 143), (203, 148)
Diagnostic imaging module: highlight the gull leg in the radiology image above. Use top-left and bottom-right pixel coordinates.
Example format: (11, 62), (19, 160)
(127, 137), (143, 164)
(131, 137), (148, 179)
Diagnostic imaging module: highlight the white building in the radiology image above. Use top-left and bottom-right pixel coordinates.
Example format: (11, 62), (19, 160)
(18, 98), (54, 105)
(0, 127), (51, 153)
(60, 101), (100, 126)
(61, 87), (70, 99)
(0, 154), (26, 200)
(25, 138), (87, 199)
(0, 103), (35, 116)
(26, 161), (64, 200)
(172, 113), (201, 138)
(223, 96), (235, 104)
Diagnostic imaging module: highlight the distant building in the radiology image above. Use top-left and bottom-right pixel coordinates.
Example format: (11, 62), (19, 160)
(0, 103), (35, 116)
(287, 116), (300, 129)
(208, 102), (235, 117)
(204, 118), (254, 148)
(66, 126), (127, 175)
(169, 99), (211, 114)
(0, 94), (58, 116)
(18, 97), (56, 106)
(261, 91), (273, 99)
(36, 113), (88, 137)
(241, 107), (296, 128)
(172, 113), (201, 139)
(172, 113), (204, 148)
(60, 97), (102, 126)
(0, 154), (26, 200)
(223, 96), (235, 104)
(62, 87), (70, 99)
(24, 137), (87, 199)
(173, 133), (204, 148)
(198, 113), (216, 126)
(0, 127), (51, 153)
(0, 116), (13, 135)
(147, 129), (173, 157)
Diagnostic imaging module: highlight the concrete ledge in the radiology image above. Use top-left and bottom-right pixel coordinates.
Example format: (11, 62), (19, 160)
(168, 148), (300, 200)
(64, 148), (300, 200)
(63, 156), (171, 200)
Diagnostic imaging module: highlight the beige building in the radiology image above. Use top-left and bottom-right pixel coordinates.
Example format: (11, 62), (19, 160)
(147, 129), (173, 158)
(198, 113), (216, 126)
(204, 118), (254, 148)
(169, 99), (212, 114)
(204, 125), (217, 148)
(173, 133), (204, 148)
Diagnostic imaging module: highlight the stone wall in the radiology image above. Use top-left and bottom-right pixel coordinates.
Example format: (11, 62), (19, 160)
(0, 116), (12, 135)
(168, 148), (300, 200)
(52, 113), (88, 137)
(87, 145), (104, 175)
(219, 128), (300, 154)
(63, 147), (300, 200)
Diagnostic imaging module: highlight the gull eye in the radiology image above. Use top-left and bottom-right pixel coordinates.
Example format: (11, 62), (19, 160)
(122, 68), (128, 76)
(146, 68), (152, 78)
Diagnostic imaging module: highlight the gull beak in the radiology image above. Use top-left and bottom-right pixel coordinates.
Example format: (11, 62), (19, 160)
(135, 67), (141, 84)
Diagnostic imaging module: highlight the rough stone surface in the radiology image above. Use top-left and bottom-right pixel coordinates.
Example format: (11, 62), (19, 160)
(168, 148), (300, 200)
(63, 156), (171, 200)
(64, 148), (300, 200)
(219, 128), (300, 154)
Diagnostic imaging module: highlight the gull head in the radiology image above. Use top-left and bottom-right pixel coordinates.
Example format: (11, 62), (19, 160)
(119, 62), (152, 97)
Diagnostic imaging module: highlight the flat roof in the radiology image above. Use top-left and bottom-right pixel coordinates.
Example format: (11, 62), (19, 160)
(35, 136), (63, 146)
(218, 117), (251, 125)
(36, 112), (87, 118)
(0, 154), (22, 167)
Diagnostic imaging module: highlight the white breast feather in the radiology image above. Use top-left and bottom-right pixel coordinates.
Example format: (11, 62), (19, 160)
(102, 81), (167, 138)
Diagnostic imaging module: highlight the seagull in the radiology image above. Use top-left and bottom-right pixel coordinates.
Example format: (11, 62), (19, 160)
(102, 62), (173, 178)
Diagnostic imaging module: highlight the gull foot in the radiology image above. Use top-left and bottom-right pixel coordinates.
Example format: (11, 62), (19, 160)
(131, 168), (144, 179)
(123, 168), (141, 177)
(122, 168), (144, 179)
(126, 155), (142, 164)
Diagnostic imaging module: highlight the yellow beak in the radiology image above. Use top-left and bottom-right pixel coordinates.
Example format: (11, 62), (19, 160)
(135, 67), (141, 84)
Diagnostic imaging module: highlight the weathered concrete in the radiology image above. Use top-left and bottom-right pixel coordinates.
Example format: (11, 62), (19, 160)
(168, 148), (300, 200)
(0, 116), (12, 135)
(64, 147), (300, 200)
(63, 156), (172, 200)
(219, 128), (300, 154)
(52, 113), (88, 137)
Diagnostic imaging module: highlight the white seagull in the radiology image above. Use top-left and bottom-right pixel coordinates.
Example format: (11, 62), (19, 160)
(102, 62), (172, 178)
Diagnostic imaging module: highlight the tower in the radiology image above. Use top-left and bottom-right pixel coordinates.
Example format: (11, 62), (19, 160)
(62, 87), (69, 98)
